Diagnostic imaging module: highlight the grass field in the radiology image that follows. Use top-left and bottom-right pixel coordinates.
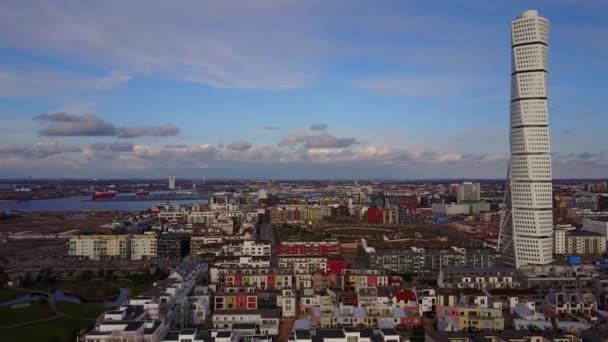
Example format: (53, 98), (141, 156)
(56, 301), (108, 319)
(0, 301), (52, 327)
(275, 224), (329, 242)
(0, 318), (91, 342)
(0, 288), (25, 303)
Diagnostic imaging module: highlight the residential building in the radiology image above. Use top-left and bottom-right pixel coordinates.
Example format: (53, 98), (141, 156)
(157, 234), (191, 260)
(438, 268), (521, 289)
(564, 230), (606, 255)
(291, 328), (401, 342)
(68, 235), (128, 260)
(431, 204), (470, 216)
(457, 182), (481, 204)
(131, 234), (157, 260)
(212, 309), (280, 336)
(503, 9), (554, 268)
(543, 290), (597, 317)
(367, 207), (384, 224)
(367, 247), (497, 277)
(426, 330), (581, 342)
(279, 255), (328, 274)
(277, 240), (340, 255)
(583, 217), (608, 239)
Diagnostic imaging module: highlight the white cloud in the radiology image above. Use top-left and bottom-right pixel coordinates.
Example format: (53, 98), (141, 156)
(0, 68), (130, 98)
(0, 1), (322, 90)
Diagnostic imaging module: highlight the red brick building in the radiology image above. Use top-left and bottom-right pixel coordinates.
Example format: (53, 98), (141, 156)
(367, 207), (384, 224)
(276, 240), (340, 255)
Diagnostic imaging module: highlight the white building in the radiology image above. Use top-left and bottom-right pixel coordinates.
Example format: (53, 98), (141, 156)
(131, 234), (157, 260)
(169, 175), (176, 190)
(553, 225), (568, 255)
(582, 218), (608, 239)
(456, 182), (480, 204)
(431, 203), (470, 216)
(503, 10), (554, 268)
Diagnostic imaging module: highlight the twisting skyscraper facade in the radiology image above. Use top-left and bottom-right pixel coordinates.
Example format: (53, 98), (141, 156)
(502, 10), (553, 268)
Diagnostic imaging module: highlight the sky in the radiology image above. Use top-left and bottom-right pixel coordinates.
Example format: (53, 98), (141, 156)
(0, 0), (606, 179)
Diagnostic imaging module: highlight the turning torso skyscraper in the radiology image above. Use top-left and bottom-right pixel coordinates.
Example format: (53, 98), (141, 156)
(503, 10), (554, 268)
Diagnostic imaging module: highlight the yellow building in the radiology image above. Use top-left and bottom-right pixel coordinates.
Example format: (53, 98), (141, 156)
(130, 234), (157, 260)
(68, 235), (128, 260)
(457, 307), (504, 331)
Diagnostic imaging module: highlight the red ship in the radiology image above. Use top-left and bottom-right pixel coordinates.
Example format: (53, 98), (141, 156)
(136, 190), (150, 197)
(92, 188), (118, 200)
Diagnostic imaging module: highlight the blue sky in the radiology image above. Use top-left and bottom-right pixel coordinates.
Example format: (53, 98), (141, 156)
(0, 0), (606, 179)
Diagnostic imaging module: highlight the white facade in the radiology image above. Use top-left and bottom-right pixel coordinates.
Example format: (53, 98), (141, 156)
(169, 175), (176, 190)
(582, 218), (608, 239)
(431, 203), (470, 216)
(507, 10), (554, 268)
(554, 227), (566, 255)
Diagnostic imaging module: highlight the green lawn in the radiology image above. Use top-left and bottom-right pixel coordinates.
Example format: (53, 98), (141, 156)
(0, 301), (52, 327)
(114, 278), (155, 296)
(56, 301), (109, 319)
(0, 288), (26, 302)
(275, 224), (328, 242)
(0, 318), (92, 342)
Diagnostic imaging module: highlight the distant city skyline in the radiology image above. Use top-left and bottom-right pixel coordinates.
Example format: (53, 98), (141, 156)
(0, 1), (606, 179)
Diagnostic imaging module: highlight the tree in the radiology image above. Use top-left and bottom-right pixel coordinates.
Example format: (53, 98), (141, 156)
(80, 269), (93, 282)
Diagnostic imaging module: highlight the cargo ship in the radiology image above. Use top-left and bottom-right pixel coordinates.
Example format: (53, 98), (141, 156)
(135, 190), (150, 197)
(92, 188), (118, 200)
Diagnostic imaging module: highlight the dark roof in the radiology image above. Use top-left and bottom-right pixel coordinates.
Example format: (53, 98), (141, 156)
(316, 329), (346, 338)
(216, 331), (232, 338)
(570, 230), (603, 237)
(232, 323), (257, 330)
(296, 330), (311, 339)
(381, 328), (398, 336)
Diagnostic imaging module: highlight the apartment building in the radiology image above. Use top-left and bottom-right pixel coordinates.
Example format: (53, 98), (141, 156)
(84, 257), (207, 340)
(220, 268), (294, 290)
(214, 289), (258, 310)
(291, 328), (400, 342)
(367, 247), (497, 277)
(130, 234), (157, 260)
(277, 240), (340, 255)
(565, 231), (606, 255)
(212, 309), (281, 336)
(426, 331), (581, 342)
(157, 234), (191, 260)
(68, 235), (128, 260)
(279, 255), (328, 274)
(209, 257), (272, 283)
(543, 290), (597, 317)
(437, 268), (521, 289)
(341, 269), (389, 289)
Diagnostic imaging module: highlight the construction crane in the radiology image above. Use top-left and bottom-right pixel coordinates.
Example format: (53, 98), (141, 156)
(497, 160), (511, 254)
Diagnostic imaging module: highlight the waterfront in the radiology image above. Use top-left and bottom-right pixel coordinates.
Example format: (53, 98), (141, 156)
(0, 195), (208, 212)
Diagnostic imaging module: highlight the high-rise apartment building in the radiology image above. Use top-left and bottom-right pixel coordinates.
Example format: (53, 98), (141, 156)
(169, 175), (176, 190)
(456, 182), (481, 204)
(502, 10), (553, 268)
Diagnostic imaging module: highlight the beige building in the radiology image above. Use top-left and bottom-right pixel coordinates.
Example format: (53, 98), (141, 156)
(130, 234), (157, 260)
(565, 231), (606, 255)
(68, 235), (128, 260)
